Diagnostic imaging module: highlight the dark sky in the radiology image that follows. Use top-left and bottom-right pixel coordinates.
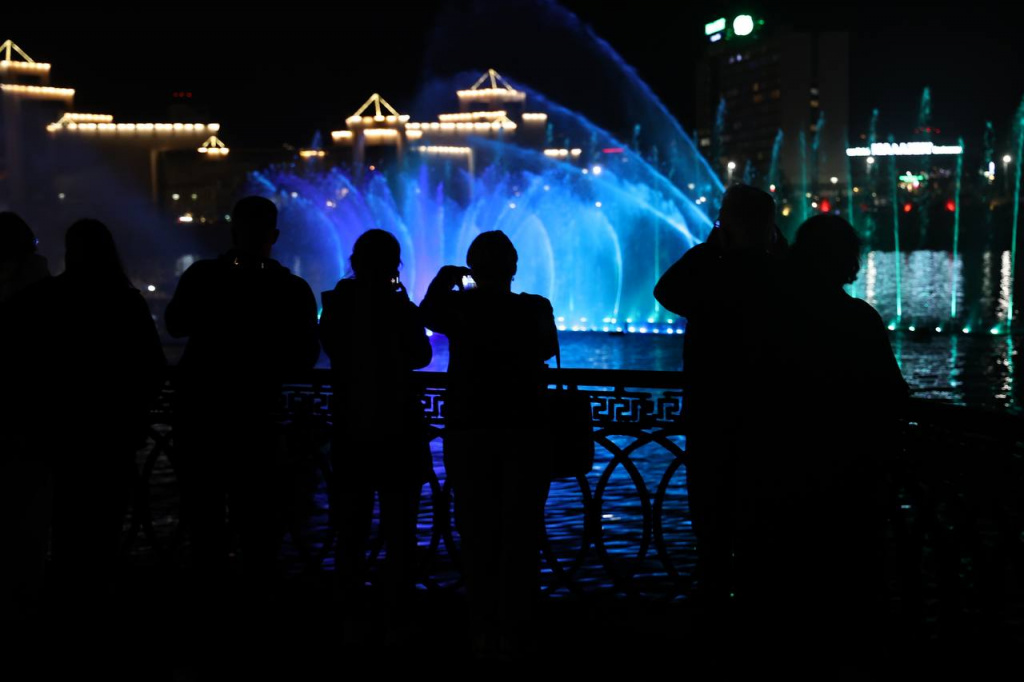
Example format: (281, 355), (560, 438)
(10, 0), (1023, 151)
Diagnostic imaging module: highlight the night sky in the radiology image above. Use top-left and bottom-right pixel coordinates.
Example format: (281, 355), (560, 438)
(9, 0), (1024, 151)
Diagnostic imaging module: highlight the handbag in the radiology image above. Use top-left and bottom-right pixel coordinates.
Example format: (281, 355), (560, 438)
(544, 350), (595, 479)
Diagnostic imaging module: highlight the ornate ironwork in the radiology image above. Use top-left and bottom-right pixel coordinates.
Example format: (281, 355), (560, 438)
(127, 369), (1024, 620)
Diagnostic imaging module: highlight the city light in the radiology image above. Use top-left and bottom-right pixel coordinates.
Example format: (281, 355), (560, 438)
(727, 161), (737, 170)
(846, 142), (963, 157)
(53, 113), (113, 124)
(830, 176), (839, 184)
(592, 165), (603, 175)
(1003, 155), (1012, 164)
(197, 136), (229, 156)
(1, 84), (74, 99)
(414, 145), (473, 156)
(438, 111), (508, 122)
(543, 148), (582, 158)
(705, 17), (726, 35)
(48, 117), (216, 135)
(733, 15), (754, 36)
(522, 113), (548, 122)
(299, 150), (326, 159)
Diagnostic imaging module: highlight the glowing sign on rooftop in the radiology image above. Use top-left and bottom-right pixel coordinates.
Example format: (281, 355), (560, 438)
(733, 15), (754, 36)
(705, 18), (726, 35)
(846, 142), (963, 157)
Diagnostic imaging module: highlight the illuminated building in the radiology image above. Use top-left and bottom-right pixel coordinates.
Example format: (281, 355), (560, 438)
(1, 39), (225, 211)
(696, 15), (850, 188)
(329, 69), (555, 174)
(1, 40), (73, 206)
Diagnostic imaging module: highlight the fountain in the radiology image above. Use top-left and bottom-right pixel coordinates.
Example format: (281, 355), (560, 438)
(1008, 98), (1024, 330)
(888, 134), (904, 328)
(950, 137), (964, 321)
(249, 76), (719, 332)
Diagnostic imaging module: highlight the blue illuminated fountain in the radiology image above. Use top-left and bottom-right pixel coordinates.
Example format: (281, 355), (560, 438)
(249, 72), (721, 333)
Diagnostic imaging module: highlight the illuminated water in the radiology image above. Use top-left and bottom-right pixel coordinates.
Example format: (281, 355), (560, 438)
(251, 96), (719, 330)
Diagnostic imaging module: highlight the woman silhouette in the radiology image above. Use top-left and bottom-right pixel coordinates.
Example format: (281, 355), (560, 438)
(319, 229), (432, 634)
(421, 230), (558, 659)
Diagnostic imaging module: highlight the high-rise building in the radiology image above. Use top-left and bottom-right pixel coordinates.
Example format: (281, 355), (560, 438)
(695, 15), (849, 192)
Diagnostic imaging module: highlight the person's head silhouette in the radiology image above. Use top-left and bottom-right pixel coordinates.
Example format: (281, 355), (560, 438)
(791, 214), (861, 289)
(0, 212), (37, 263)
(467, 230), (517, 291)
(350, 229), (401, 288)
(231, 196), (279, 258)
(716, 184), (776, 251)
(64, 218), (129, 285)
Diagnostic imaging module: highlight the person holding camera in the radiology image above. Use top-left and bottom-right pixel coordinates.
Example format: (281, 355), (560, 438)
(319, 229), (432, 639)
(420, 230), (558, 660)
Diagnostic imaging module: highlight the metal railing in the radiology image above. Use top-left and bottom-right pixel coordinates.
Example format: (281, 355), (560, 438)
(127, 369), (1024, 619)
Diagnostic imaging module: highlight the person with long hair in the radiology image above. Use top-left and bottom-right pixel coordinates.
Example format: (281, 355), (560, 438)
(22, 219), (165, 605)
(319, 229), (432, 640)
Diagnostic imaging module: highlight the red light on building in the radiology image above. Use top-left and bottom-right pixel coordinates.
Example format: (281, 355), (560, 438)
(903, 203), (913, 213)
(946, 199), (956, 212)
(820, 198), (831, 212)
(602, 147), (624, 154)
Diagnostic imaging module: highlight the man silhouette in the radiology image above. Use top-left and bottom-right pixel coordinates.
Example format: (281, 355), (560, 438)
(166, 196), (319, 588)
(654, 185), (785, 614)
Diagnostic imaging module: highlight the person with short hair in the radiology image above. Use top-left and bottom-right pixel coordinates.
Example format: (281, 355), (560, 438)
(166, 196), (319, 590)
(421, 230), (558, 660)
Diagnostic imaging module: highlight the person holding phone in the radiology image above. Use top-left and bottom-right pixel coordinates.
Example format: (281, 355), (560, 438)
(319, 229), (432, 640)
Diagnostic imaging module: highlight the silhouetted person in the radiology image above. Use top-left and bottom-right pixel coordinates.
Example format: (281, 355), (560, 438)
(0, 212), (50, 304)
(166, 196), (319, 591)
(319, 229), (431, 638)
(750, 215), (908, 663)
(0, 212), (53, 618)
(10, 219), (165, 608)
(420, 230), (558, 660)
(653, 185), (786, 615)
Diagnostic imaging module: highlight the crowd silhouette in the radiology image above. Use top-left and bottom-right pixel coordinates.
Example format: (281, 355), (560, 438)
(0, 189), (908, 666)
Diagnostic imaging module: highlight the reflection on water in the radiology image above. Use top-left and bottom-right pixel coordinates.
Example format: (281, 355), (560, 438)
(408, 330), (1022, 413)
(854, 249), (1009, 333)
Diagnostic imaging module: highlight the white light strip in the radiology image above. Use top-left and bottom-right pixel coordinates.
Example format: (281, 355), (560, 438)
(846, 141), (963, 157)
(414, 145), (472, 156)
(1, 84), (74, 98)
(456, 88), (526, 101)
(0, 59), (51, 71)
(438, 110), (508, 122)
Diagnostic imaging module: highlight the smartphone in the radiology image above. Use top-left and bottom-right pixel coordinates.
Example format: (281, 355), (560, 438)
(461, 274), (477, 290)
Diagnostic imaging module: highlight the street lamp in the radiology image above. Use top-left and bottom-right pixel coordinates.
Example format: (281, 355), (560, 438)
(727, 160), (736, 184)
(1003, 155), (1012, 194)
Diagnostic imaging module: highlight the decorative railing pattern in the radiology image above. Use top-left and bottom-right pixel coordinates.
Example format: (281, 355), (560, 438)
(129, 369), (1024, 624)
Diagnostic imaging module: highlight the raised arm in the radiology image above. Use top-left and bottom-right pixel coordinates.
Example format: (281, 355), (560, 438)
(653, 240), (719, 320)
(419, 265), (470, 335)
